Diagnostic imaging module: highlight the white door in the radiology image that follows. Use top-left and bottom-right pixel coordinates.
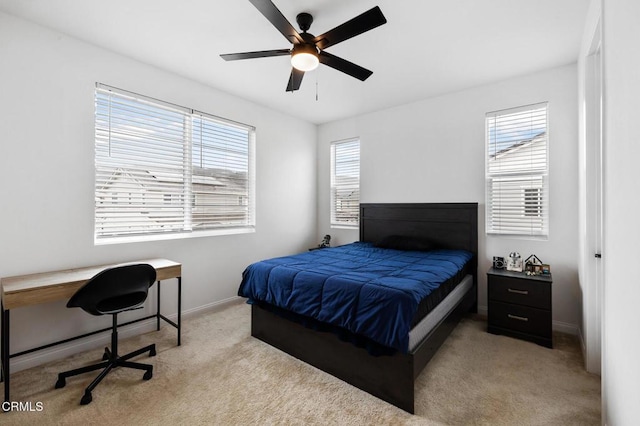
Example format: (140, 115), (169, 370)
(584, 24), (603, 375)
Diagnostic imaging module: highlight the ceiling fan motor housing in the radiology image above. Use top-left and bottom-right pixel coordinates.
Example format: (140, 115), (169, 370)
(291, 43), (318, 56)
(296, 12), (313, 32)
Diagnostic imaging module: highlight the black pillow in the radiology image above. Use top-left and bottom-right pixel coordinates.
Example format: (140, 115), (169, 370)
(373, 235), (436, 252)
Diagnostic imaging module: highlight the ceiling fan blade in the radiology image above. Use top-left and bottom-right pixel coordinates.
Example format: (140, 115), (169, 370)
(313, 6), (387, 50)
(286, 68), (305, 92)
(318, 51), (373, 81)
(220, 49), (291, 61)
(249, 0), (304, 44)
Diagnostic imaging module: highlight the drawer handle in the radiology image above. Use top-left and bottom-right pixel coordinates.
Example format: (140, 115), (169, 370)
(508, 288), (529, 295)
(508, 314), (529, 322)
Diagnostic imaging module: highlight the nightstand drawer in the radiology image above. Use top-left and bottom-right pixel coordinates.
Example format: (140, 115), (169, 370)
(488, 301), (551, 338)
(488, 275), (550, 310)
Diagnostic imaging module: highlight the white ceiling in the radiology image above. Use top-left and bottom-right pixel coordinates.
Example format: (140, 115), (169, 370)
(0, 0), (589, 124)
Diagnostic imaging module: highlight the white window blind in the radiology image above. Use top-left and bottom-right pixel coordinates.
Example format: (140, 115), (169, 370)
(486, 102), (549, 237)
(331, 139), (360, 227)
(95, 84), (255, 241)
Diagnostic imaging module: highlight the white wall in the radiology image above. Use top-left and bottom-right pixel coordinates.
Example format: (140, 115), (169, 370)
(318, 65), (580, 331)
(0, 12), (317, 370)
(602, 0), (640, 423)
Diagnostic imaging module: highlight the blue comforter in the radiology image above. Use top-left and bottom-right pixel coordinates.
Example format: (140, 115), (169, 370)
(238, 242), (473, 352)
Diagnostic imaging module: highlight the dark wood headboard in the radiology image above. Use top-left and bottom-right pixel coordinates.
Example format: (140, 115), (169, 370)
(359, 203), (478, 257)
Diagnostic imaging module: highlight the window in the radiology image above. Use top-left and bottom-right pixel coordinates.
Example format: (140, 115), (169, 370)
(95, 84), (255, 242)
(330, 139), (360, 227)
(486, 102), (548, 237)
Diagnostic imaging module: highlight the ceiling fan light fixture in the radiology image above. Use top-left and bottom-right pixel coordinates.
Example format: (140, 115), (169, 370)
(291, 44), (319, 71)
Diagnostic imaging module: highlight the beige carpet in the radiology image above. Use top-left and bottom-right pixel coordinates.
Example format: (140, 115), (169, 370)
(3, 301), (600, 425)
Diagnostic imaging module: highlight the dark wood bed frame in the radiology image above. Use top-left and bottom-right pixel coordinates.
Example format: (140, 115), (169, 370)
(251, 203), (478, 413)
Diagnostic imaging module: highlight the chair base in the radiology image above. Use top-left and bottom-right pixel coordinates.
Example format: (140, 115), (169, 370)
(55, 343), (156, 405)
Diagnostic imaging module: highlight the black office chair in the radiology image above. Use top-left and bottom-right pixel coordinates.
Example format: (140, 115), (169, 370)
(55, 263), (157, 405)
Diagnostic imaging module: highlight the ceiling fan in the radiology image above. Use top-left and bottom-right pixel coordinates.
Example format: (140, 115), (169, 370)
(220, 0), (387, 92)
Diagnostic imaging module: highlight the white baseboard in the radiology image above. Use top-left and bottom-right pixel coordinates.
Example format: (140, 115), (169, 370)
(9, 296), (244, 374)
(578, 326), (587, 361)
(552, 320), (579, 336)
(477, 305), (488, 317)
(181, 296), (243, 319)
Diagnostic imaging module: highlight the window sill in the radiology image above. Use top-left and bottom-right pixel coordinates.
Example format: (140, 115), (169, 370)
(330, 224), (359, 230)
(94, 227), (255, 246)
(486, 232), (548, 241)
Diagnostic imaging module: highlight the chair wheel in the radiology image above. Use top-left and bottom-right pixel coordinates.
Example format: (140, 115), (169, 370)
(102, 347), (110, 360)
(80, 392), (92, 405)
(55, 377), (66, 389)
(143, 370), (152, 380)
(149, 347), (156, 357)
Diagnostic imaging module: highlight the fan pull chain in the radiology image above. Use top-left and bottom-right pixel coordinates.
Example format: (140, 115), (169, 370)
(316, 69), (319, 101)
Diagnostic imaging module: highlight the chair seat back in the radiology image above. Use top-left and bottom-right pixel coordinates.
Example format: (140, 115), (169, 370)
(67, 264), (156, 316)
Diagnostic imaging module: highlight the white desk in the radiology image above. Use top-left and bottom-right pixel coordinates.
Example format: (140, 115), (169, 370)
(1, 258), (182, 403)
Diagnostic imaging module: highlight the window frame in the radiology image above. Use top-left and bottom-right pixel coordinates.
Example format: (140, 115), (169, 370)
(330, 138), (360, 229)
(485, 102), (549, 238)
(94, 83), (256, 245)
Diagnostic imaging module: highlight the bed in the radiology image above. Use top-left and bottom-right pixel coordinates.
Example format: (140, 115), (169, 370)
(239, 203), (478, 413)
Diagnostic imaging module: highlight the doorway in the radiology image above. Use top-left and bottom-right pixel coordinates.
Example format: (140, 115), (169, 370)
(583, 19), (603, 375)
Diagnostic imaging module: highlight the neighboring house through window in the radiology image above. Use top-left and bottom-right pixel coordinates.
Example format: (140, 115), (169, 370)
(95, 84), (255, 242)
(486, 102), (549, 237)
(331, 138), (360, 227)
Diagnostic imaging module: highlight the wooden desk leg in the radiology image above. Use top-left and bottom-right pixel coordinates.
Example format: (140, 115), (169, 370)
(2, 301), (9, 404)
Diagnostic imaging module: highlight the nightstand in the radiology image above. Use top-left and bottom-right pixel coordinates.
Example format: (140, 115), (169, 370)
(487, 268), (552, 348)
